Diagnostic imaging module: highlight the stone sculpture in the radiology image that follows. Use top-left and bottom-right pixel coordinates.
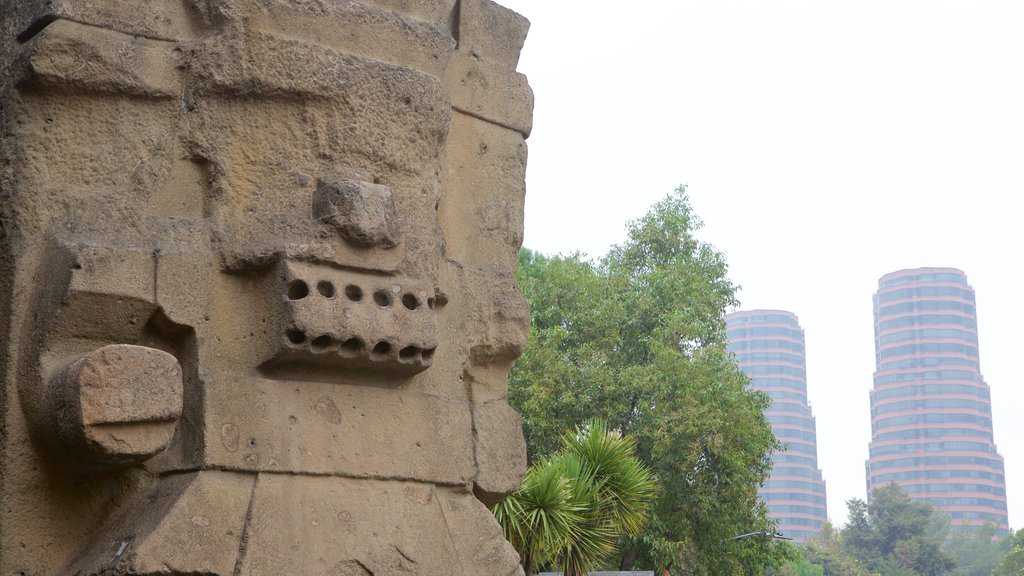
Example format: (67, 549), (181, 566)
(0, 1), (532, 573)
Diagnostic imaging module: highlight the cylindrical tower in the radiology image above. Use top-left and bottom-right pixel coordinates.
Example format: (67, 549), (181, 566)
(867, 267), (1008, 531)
(726, 310), (828, 543)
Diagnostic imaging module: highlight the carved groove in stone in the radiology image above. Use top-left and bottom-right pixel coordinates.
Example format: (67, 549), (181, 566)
(47, 344), (183, 472)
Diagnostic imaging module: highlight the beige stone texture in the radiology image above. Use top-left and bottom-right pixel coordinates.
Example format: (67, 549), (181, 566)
(202, 376), (475, 483)
(440, 111), (528, 271)
(47, 344), (184, 472)
(472, 399), (528, 507)
(457, 0), (530, 69)
(443, 51), (534, 136)
(236, 477), (523, 575)
(313, 179), (403, 248)
(0, 0), (531, 573)
(66, 471), (255, 575)
(26, 19), (181, 96)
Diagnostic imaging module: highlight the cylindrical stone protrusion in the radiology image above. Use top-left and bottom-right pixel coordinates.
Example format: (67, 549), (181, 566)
(47, 344), (183, 472)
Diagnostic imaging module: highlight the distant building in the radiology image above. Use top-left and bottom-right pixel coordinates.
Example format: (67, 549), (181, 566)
(866, 268), (1008, 531)
(726, 310), (828, 543)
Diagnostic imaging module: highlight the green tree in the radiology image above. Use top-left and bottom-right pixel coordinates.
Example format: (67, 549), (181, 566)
(800, 521), (869, 576)
(943, 521), (1012, 576)
(511, 187), (790, 574)
(493, 454), (588, 576)
(992, 528), (1024, 576)
(513, 250), (623, 459)
(776, 556), (825, 576)
(493, 420), (657, 576)
(842, 483), (955, 576)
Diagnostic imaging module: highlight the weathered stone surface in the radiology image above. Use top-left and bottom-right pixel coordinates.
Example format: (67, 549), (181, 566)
(67, 244), (155, 304)
(236, 477), (521, 575)
(4, 0), (199, 44)
(0, 0), (532, 573)
(67, 471), (254, 575)
(44, 345), (183, 472)
(203, 376), (475, 483)
(314, 179), (402, 248)
(443, 50), (534, 136)
(436, 487), (526, 575)
(440, 111), (527, 270)
(465, 268), (532, 365)
(473, 399), (527, 507)
(253, 0), (457, 78)
(26, 19), (181, 96)
(458, 0), (530, 68)
(357, 0), (459, 30)
(260, 260), (439, 376)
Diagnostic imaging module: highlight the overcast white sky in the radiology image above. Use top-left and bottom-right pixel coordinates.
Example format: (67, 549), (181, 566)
(498, 0), (1024, 529)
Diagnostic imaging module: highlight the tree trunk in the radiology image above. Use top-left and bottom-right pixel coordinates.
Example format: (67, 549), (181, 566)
(619, 544), (640, 570)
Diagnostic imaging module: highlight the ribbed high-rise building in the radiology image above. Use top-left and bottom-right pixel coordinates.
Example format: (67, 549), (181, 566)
(726, 310), (828, 543)
(867, 268), (1008, 531)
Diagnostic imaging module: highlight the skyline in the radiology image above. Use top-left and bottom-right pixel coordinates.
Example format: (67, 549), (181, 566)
(727, 310), (829, 542)
(499, 0), (1024, 527)
(866, 268), (1008, 530)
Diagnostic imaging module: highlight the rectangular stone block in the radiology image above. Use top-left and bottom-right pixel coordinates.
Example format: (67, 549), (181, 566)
(443, 50), (533, 136)
(204, 376), (475, 484)
(457, 0), (529, 68)
(471, 398), (526, 506)
(188, 28), (450, 106)
(462, 265), (530, 366)
(26, 19), (180, 97)
(257, 0), (456, 78)
(8, 0), (199, 42)
(439, 111), (527, 270)
(356, 0), (458, 29)
(66, 471), (254, 576)
(10, 92), (178, 227)
(463, 364), (511, 405)
(237, 477), (519, 575)
(67, 243), (154, 303)
(155, 249), (215, 330)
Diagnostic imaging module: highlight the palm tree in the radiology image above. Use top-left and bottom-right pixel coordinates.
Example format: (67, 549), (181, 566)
(493, 420), (658, 576)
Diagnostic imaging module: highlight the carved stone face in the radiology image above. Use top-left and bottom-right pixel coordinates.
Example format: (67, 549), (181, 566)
(0, 1), (533, 574)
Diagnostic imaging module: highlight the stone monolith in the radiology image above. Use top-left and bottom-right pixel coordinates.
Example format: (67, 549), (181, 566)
(0, 1), (532, 573)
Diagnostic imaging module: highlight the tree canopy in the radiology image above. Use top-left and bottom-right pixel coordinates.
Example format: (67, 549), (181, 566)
(510, 187), (790, 574)
(992, 528), (1024, 576)
(944, 520), (1013, 576)
(842, 483), (955, 576)
(776, 483), (1022, 576)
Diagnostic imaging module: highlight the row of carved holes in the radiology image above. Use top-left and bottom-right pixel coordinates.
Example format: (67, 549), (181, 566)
(285, 330), (435, 362)
(287, 279), (435, 310)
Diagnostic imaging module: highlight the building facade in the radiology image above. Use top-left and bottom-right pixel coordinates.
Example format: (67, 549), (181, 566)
(867, 268), (1008, 531)
(726, 310), (828, 543)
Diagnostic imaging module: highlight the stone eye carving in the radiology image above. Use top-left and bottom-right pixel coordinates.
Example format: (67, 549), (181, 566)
(313, 179), (401, 248)
(45, 344), (183, 473)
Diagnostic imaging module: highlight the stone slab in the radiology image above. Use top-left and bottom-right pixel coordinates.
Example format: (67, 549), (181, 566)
(238, 476), (521, 576)
(472, 399), (527, 507)
(26, 19), (181, 97)
(440, 111), (527, 271)
(457, 0), (529, 68)
(443, 50), (533, 136)
(204, 376), (475, 484)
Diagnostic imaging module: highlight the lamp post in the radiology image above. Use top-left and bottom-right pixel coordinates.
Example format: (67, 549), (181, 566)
(731, 531), (793, 541)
